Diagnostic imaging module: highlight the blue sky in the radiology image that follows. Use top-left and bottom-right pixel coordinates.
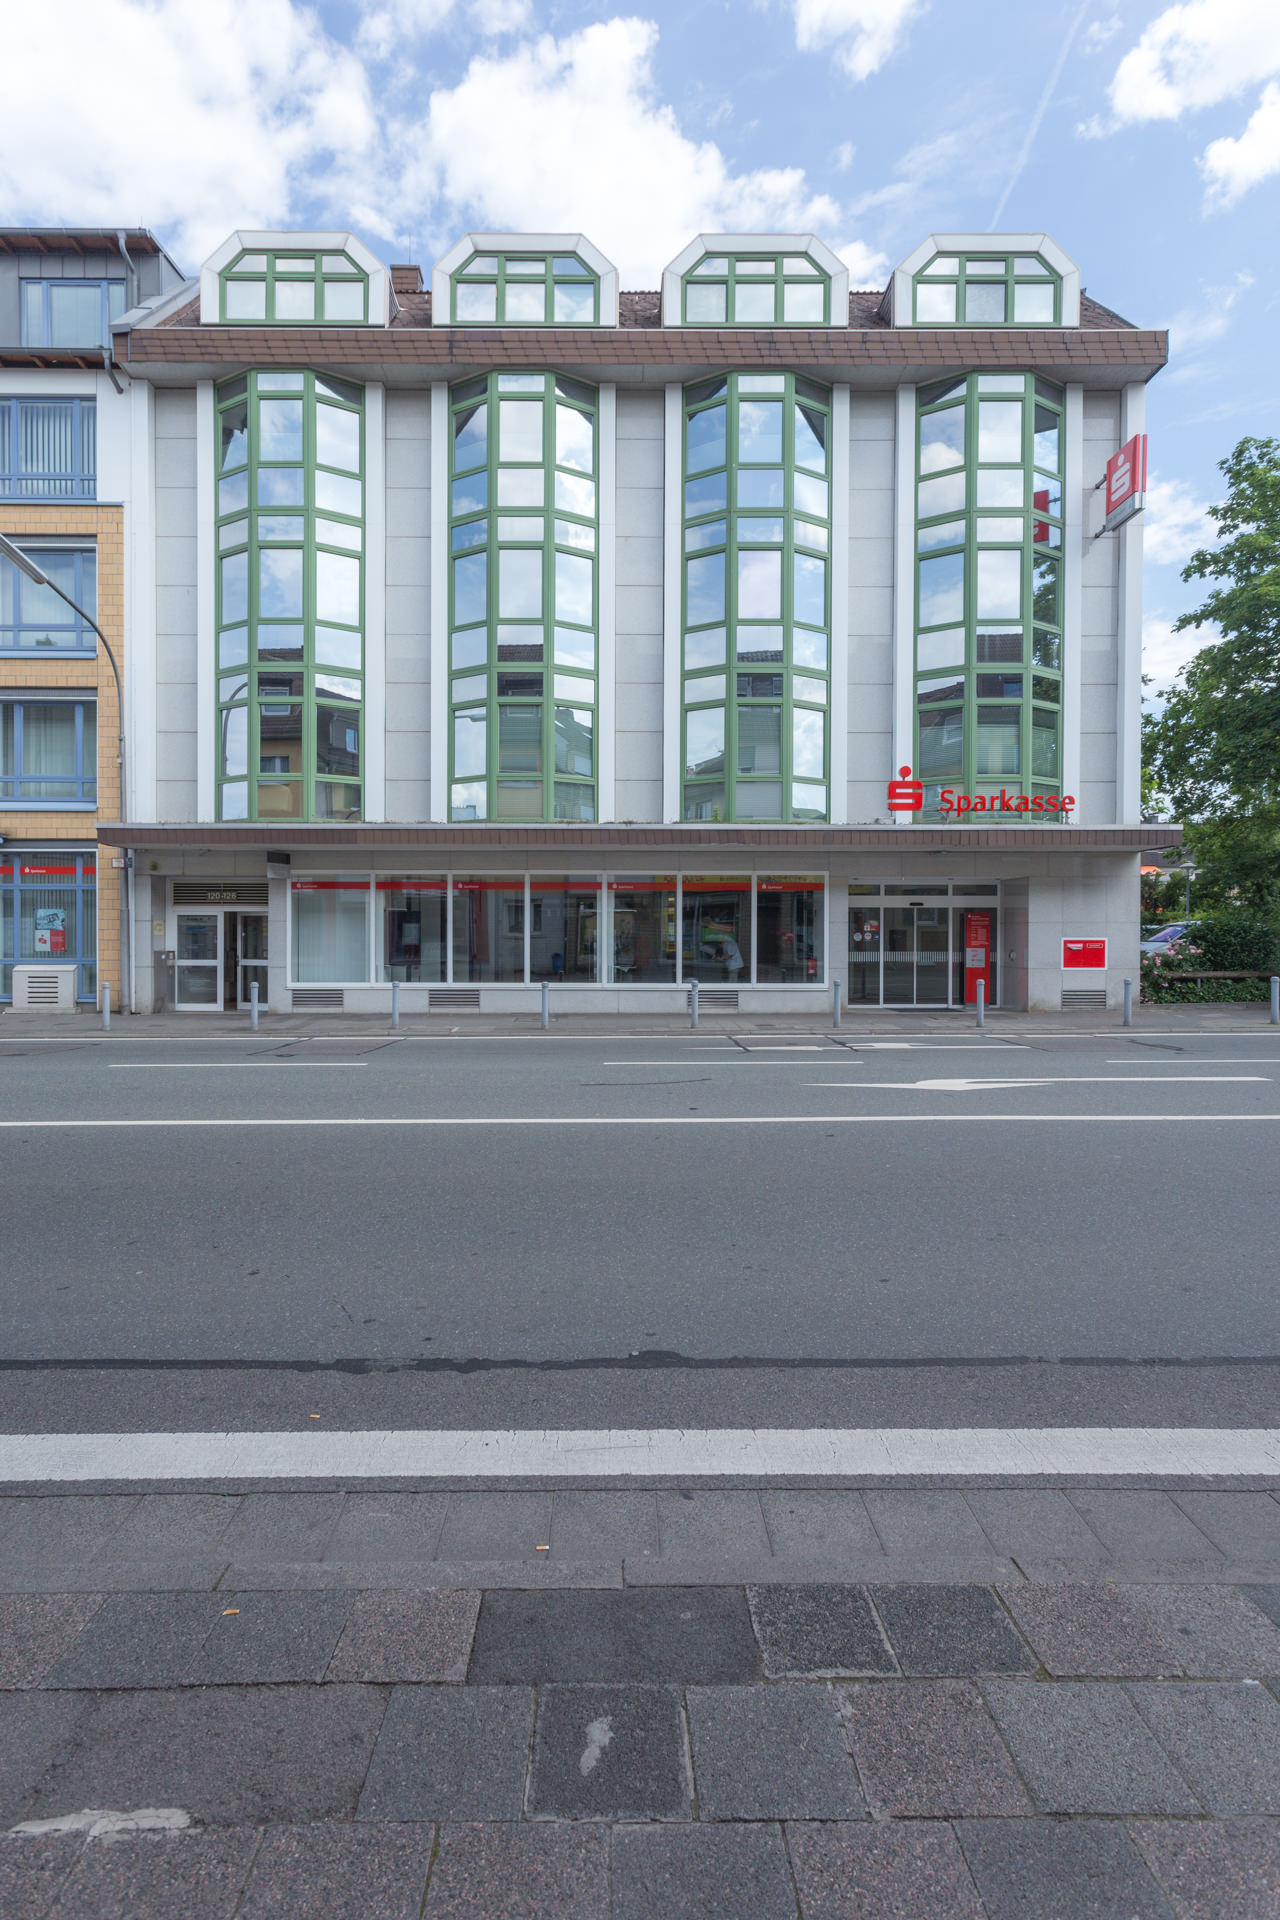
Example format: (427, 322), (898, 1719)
(3, 0), (1278, 686)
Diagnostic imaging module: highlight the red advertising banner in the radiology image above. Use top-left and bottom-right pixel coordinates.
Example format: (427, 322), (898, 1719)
(964, 910), (991, 1005)
(1104, 434), (1147, 529)
(1063, 938), (1107, 970)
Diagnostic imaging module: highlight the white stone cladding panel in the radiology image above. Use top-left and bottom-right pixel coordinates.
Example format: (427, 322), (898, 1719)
(154, 387), (199, 822)
(613, 389), (665, 823)
(1078, 390), (1121, 823)
(384, 388), (431, 819)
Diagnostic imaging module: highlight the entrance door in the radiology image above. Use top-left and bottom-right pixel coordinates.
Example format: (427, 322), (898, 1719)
(175, 912), (221, 1008)
(882, 905), (950, 1005)
(237, 914), (269, 1009)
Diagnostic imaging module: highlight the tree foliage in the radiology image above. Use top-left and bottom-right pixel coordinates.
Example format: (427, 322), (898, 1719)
(1144, 436), (1280, 911)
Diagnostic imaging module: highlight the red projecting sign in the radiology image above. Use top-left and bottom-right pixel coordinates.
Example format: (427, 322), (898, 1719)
(1063, 938), (1107, 970)
(1104, 433), (1147, 531)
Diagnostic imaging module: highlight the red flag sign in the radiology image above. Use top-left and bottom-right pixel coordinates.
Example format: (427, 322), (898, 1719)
(1104, 433), (1147, 529)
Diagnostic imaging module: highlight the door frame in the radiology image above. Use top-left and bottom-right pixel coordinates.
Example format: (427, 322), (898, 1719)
(848, 885), (1001, 1009)
(170, 904), (270, 1012)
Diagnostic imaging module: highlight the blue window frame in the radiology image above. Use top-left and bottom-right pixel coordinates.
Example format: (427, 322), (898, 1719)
(0, 399), (96, 498)
(0, 547), (96, 652)
(1, 700), (97, 806)
(21, 280), (128, 349)
(0, 849), (97, 1002)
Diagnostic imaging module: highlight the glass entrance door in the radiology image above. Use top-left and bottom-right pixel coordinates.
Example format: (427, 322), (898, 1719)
(881, 905), (949, 1005)
(237, 913), (268, 1008)
(175, 912), (221, 1008)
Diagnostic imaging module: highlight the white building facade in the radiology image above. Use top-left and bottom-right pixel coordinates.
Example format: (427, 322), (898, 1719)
(102, 227), (1173, 1015)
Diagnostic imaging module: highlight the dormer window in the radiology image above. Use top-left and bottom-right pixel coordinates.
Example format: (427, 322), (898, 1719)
(220, 249), (369, 325)
(681, 251), (830, 326)
(913, 253), (1060, 327)
(450, 251), (599, 325)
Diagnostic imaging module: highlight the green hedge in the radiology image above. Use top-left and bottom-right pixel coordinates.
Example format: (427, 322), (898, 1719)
(1141, 965), (1270, 1004)
(1180, 914), (1280, 971)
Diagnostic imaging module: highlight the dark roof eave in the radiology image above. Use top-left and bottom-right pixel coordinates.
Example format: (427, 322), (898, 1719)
(97, 823), (1183, 853)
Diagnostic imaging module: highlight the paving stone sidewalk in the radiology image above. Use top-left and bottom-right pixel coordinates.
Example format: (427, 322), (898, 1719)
(6, 1581), (1280, 1915)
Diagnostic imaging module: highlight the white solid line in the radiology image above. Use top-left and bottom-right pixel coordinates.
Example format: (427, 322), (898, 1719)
(2, 1426), (1279, 1481)
(810, 1076), (1268, 1090)
(602, 1060), (865, 1068)
(0, 1114), (1277, 1129)
(106, 1062), (368, 1069)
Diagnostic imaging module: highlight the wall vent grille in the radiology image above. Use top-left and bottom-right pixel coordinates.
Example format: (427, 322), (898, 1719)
(697, 989), (739, 1010)
(12, 965), (77, 1012)
(1061, 988), (1107, 1010)
(291, 987), (344, 1010)
(429, 988), (482, 1010)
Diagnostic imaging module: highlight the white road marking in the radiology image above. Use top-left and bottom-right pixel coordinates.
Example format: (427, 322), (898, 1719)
(811, 1076), (1267, 1091)
(2, 1427), (1279, 1480)
(579, 1717), (613, 1775)
(844, 1042), (1029, 1050)
(602, 1060), (864, 1068)
(0, 1113), (1278, 1128)
(107, 1061), (367, 1069)
(8, 1808), (192, 1840)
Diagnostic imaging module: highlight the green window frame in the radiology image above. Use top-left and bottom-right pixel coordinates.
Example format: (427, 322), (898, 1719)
(450, 252), (599, 325)
(448, 371), (598, 822)
(681, 252), (830, 327)
(912, 252), (1061, 327)
(219, 250), (369, 325)
(215, 369), (364, 823)
(681, 371), (830, 823)
(913, 370), (1065, 819)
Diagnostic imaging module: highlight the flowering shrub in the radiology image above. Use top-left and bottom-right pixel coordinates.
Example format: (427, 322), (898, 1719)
(1141, 915), (1278, 1002)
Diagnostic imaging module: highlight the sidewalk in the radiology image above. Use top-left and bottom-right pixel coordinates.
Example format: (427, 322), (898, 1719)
(3, 1002), (1279, 1038)
(5, 1576), (1280, 1916)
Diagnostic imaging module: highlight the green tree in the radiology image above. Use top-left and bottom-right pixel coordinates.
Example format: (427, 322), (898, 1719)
(1145, 436), (1280, 912)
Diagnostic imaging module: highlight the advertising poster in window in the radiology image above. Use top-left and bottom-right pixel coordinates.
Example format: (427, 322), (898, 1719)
(34, 906), (67, 955)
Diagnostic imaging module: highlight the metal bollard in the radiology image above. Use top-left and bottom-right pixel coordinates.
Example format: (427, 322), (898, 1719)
(975, 978), (985, 1029)
(832, 977), (842, 1030)
(689, 978), (699, 1029)
(1123, 978), (1133, 1027)
(101, 980), (111, 1033)
(250, 980), (259, 1032)
(541, 980), (549, 1030)
(390, 980), (399, 1031)
(1272, 976), (1279, 1026)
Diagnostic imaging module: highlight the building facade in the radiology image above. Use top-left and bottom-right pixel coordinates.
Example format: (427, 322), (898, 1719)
(6, 223), (1171, 1014)
(0, 229), (183, 1009)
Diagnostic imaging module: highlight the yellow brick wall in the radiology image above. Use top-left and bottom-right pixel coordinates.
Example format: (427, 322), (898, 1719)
(0, 505), (124, 1006)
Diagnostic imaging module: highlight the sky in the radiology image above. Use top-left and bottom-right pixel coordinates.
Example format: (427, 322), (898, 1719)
(3, 0), (1278, 694)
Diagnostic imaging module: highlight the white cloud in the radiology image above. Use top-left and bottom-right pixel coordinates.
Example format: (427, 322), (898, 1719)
(468, 0), (532, 33)
(1163, 270), (1253, 354)
(790, 0), (922, 81)
(1104, 0), (1280, 205)
(397, 20), (841, 281)
(0, 0), (380, 264)
(1143, 611), (1213, 688)
(1083, 16), (1121, 53)
(1142, 475), (1215, 566)
(838, 238), (890, 284)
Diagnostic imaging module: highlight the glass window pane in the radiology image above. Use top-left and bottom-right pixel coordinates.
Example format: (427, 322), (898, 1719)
(918, 552), (964, 627)
(793, 707), (824, 778)
(738, 400), (782, 464)
(453, 709), (487, 778)
(377, 879), (447, 982)
(978, 400), (1022, 464)
(315, 402), (361, 473)
(258, 399), (303, 462)
(505, 283), (545, 323)
(794, 553), (826, 626)
(291, 882), (369, 982)
(555, 471), (594, 515)
(977, 468), (1024, 508)
(225, 280), (267, 320)
(734, 283), (776, 323)
(686, 283), (726, 322)
(553, 284), (594, 323)
(795, 406), (826, 471)
(685, 707), (725, 776)
(608, 878), (676, 983)
(920, 404), (965, 472)
(916, 282), (956, 322)
(453, 551), (487, 626)
(783, 282), (825, 323)
(918, 471), (965, 517)
(499, 548), (543, 619)
(687, 404), (726, 474)
(738, 704), (781, 774)
(554, 707), (593, 775)
(317, 705), (360, 776)
(451, 780), (486, 820)
(686, 552), (726, 626)
(919, 707), (964, 778)
(1033, 406), (1061, 473)
(1014, 282), (1055, 323)
(555, 404), (593, 472)
(1032, 710), (1060, 777)
(758, 877), (824, 981)
(794, 471), (828, 516)
(452, 472), (487, 517)
(220, 705), (247, 778)
(220, 552), (248, 625)
(683, 880), (750, 979)
(499, 400), (543, 463)
(738, 549), (782, 619)
(976, 549), (1022, 620)
(1033, 556), (1060, 625)
(498, 704), (541, 774)
(685, 626), (726, 669)
(965, 281), (1007, 323)
(314, 550), (360, 624)
(456, 282), (497, 321)
(917, 627), (964, 671)
(323, 280), (365, 321)
(976, 707), (1020, 776)
(259, 547), (304, 618)
(220, 402), (249, 472)
(454, 402), (487, 469)
(274, 280), (315, 321)
(555, 551), (592, 624)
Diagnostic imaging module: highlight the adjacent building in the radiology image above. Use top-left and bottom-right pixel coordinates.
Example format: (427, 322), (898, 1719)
(1, 221), (1174, 1014)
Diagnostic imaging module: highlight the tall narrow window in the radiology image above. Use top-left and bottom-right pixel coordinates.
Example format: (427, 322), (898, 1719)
(681, 372), (830, 822)
(448, 372), (598, 821)
(914, 371), (1065, 816)
(215, 370), (364, 822)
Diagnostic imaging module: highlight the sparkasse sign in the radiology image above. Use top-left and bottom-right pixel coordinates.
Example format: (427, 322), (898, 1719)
(1104, 433), (1147, 531)
(887, 767), (1075, 819)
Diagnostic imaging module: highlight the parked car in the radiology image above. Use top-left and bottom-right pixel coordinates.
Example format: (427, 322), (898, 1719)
(1140, 922), (1189, 955)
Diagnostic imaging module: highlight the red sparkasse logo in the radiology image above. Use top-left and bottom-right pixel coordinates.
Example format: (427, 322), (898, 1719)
(887, 767), (1075, 819)
(1104, 432), (1147, 528)
(887, 765), (924, 810)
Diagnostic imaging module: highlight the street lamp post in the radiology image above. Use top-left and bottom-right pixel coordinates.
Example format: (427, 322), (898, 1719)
(0, 531), (130, 1012)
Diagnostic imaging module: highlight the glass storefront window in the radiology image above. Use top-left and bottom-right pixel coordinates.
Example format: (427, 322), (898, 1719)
(290, 878), (370, 981)
(608, 877), (677, 983)
(376, 878), (447, 982)
(452, 878), (526, 982)
(0, 850), (97, 1001)
(757, 876), (824, 983)
(530, 877), (600, 983)
(682, 877), (751, 982)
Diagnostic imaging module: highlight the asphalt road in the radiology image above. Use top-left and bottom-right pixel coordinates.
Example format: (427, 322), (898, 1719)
(2, 1028), (1278, 1435)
